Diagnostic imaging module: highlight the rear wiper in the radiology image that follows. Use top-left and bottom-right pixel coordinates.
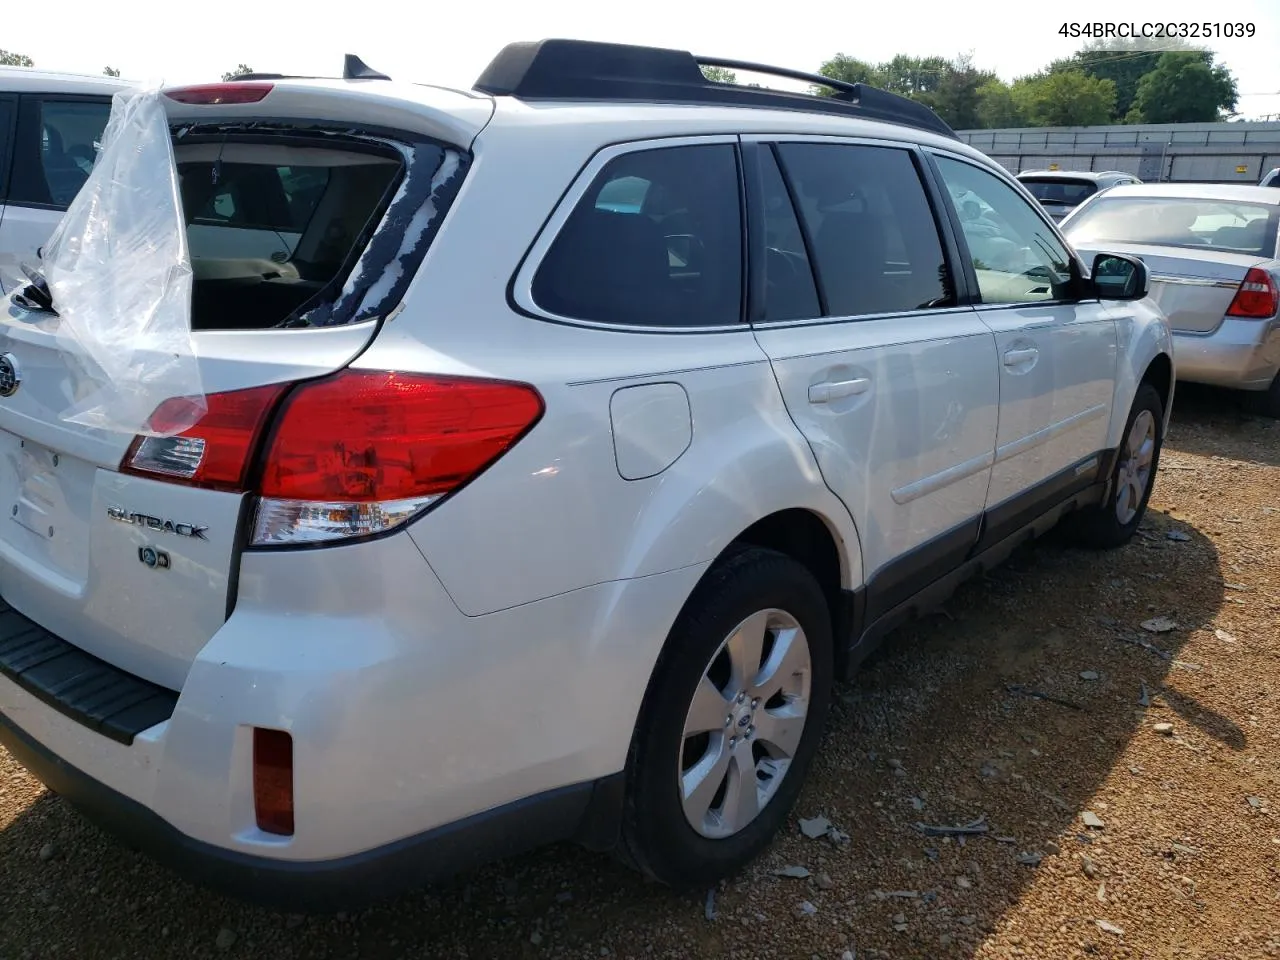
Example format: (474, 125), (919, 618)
(12, 261), (57, 315)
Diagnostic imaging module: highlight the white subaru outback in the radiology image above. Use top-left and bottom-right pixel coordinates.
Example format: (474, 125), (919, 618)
(0, 40), (1173, 909)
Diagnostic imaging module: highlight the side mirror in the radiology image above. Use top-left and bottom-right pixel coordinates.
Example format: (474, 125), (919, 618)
(1091, 252), (1149, 301)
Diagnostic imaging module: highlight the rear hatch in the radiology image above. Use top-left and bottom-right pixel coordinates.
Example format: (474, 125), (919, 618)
(0, 80), (481, 689)
(1072, 240), (1268, 334)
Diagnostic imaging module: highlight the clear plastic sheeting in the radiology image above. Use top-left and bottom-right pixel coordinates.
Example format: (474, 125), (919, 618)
(26, 86), (204, 436)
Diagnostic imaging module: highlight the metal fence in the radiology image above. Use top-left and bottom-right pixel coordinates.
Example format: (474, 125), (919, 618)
(956, 122), (1280, 183)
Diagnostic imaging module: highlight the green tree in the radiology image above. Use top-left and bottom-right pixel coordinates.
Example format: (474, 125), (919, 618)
(877, 54), (950, 99)
(1050, 38), (1196, 122)
(0, 49), (33, 67)
(1130, 52), (1237, 123)
(927, 54), (998, 130)
(104, 66), (121, 77)
(813, 54), (883, 95)
(975, 78), (1023, 128)
(221, 64), (255, 81)
(700, 65), (737, 85)
(1011, 69), (1116, 126)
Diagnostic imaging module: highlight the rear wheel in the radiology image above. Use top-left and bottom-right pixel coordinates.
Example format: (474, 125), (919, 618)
(618, 548), (833, 887)
(1247, 373), (1280, 419)
(1072, 383), (1164, 549)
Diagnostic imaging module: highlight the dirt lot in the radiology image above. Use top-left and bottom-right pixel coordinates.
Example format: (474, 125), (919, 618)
(2, 385), (1278, 960)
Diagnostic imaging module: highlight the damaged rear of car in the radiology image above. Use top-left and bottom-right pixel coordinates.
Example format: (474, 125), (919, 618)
(0, 76), (503, 906)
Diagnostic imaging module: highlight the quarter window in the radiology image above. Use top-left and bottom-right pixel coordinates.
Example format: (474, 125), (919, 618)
(13, 98), (113, 208)
(775, 143), (954, 318)
(935, 155), (1077, 305)
(532, 144), (744, 327)
(756, 147), (820, 323)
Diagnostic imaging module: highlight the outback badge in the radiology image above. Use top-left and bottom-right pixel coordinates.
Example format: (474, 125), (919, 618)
(107, 506), (209, 541)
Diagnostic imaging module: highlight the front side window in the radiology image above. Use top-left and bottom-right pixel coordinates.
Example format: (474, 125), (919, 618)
(532, 143), (743, 327)
(1063, 196), (1279, 258)
(775, 143), (953, 318)
(935, 155), (1077, 305)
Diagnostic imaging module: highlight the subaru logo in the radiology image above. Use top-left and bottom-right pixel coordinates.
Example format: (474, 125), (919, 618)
(0, 353), (20, 398)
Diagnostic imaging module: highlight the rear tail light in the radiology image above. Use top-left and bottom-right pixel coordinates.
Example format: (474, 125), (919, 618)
(122, 371), (544, 547)
(123, 384), (288, 490)
(164, 83), (274, 105)
(253, 728), (294, 836)
(1226, 267), (1279, 319)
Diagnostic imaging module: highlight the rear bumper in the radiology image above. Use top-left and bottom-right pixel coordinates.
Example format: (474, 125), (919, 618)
(0, 531), (705, 906)
(1173, 317), (1280, 390)
(0, 706), (619, 911)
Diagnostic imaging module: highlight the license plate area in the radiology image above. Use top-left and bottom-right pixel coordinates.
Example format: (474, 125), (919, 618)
(0, 430), (95, 586)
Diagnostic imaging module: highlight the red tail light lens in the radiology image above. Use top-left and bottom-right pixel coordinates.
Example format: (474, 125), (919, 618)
(121, 371), (543, 546)
(1226, 267), (1279, 319)
(253, 728), (295, 836)
(164, 82), (274, 105)
(258, 371), (544, 502)
(123, 384), (288, 490)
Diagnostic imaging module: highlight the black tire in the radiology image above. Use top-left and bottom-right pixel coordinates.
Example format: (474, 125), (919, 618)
(618, 547), (833, 888)
(1246, 373), (1280, 419)
(1072, 383), (1164, 549)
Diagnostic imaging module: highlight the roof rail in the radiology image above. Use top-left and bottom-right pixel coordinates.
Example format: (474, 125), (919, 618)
(473, 39), (956, 140)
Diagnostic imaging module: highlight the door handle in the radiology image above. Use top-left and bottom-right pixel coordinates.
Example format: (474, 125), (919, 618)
(809, 377), (870, 404)
(1002, 348), (1038, 366)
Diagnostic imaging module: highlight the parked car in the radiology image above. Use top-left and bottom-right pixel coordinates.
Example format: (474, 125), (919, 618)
(0, 67), (127, 293)
(1017, 170), (1142, 222)
(1261, 168), (1280, 188)
(1062, 183), (1280, 416)
(0, 39), (1173, 910)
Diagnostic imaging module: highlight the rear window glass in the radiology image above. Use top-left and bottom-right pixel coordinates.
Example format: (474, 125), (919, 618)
(1019, 178), (1099, 206)
(531, 143), (743, 327)
(1064, 196), (1279, 257)
(176, 142), (403, 330)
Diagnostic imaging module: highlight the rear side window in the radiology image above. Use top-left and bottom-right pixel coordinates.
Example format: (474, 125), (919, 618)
(775, 143), (953, 317)
(175, 141), (405, 330)
(532, 144), (743, 327)
(10, 97), (113, 208)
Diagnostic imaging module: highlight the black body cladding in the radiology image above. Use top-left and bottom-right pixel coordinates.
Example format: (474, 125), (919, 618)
(473, 39), (957, 140)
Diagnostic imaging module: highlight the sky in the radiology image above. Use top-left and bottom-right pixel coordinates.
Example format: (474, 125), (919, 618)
(13, 0), (1280, 120)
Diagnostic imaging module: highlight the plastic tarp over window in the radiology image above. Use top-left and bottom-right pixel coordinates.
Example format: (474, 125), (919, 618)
(13, 87), (204, 436)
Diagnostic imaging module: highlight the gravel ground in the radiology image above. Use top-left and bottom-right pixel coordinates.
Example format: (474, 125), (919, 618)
(2, 384), (1278, 960)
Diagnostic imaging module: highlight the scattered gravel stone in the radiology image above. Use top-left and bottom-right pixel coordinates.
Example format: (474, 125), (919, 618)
(841, 952), (855, 960)
(1017, 852), (1044, 866)
(773, 865), (811, 879)
(1153, 722), (1175, 736)
(1141, 616), (1178, 633)
(37, 843), (55, 862)
(1082, 855), (1100, 879)
(1096, 919), (1125, 936)
(796, 900), (817, 917)
(815, 872), (835, 891)
(1079, 670), (1100, 681)
(887, 758), (903, 770)
(215, 929), (236, 951)
(556, 891), (573, 903)
(799, 816), (831, 839)
(1081, 811), (1105, 829)
(1246, 796), (1264, 809)
(956, 876), (973, 889)
(704, 888), (717, 921)
(1166, 530), (1191, 541)
(1215, 628), (1238, 643)
(530, 931), (544, 945)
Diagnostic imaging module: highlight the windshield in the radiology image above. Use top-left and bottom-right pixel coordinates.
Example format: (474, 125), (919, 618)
(1020, 178), (1098, 206)
(1064, 196), (1279, 257)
